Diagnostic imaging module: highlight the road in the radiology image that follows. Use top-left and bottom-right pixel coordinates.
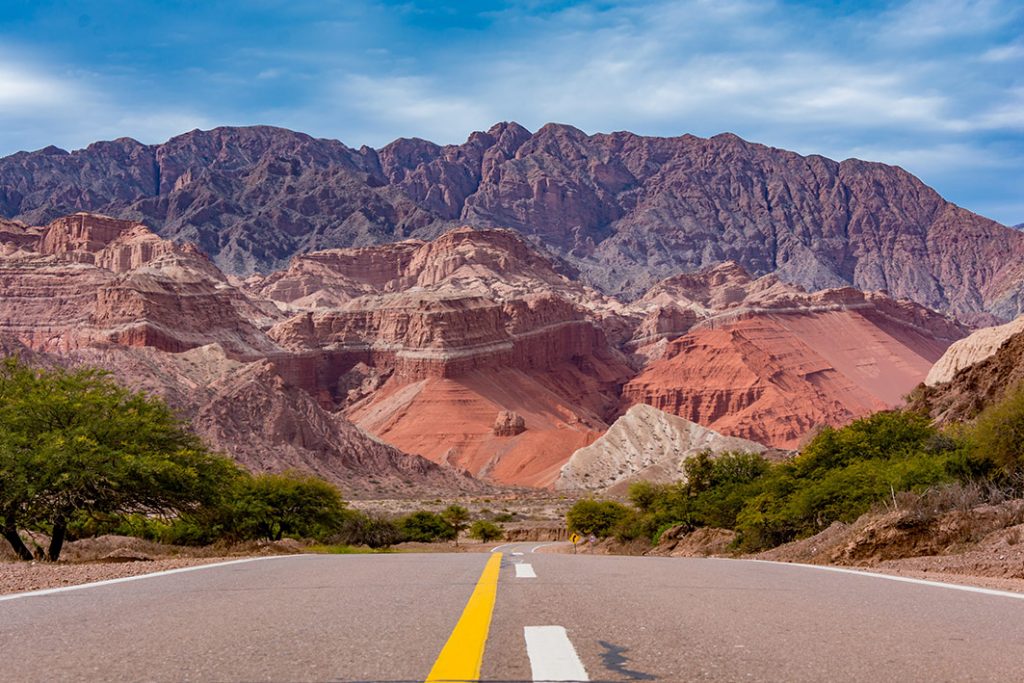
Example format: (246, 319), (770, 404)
(2, 542), (1024, 681)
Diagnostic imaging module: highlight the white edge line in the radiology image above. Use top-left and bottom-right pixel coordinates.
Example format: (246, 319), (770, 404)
(0, 554), (311, 602)
(490, 542), (517, 553)
(530, 542), (558, 553)
(730, 558), (1024, 601)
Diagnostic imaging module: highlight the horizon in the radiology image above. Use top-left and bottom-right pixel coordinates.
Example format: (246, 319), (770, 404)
(1, 1), (1022, 224)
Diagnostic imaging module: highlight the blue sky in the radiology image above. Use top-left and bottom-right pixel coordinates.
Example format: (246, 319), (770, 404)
(0, 0), (1021, 224)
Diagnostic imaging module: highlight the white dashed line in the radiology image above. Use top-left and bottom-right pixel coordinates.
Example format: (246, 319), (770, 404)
(524, 625), (589, 681)
(515, 563), (537, 578)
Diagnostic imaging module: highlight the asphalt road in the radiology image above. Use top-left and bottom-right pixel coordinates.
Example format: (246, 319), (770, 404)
(2, 542), (1024, 682)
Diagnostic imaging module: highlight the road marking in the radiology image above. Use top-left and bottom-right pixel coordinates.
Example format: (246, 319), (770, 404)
(747, 559), (1024, 600)
(515, 563), (537, 578)
(490, 543), (518, 553)
(0, 555), (305, 603)
(512, 551), (524, 556)
(524, 625), (589, 682)
(425, 552), (502, 683)
(530, 542), (558, 553)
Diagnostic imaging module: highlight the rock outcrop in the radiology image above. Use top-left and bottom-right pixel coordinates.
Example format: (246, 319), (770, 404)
(2, 124), (1021, 325)
(555, 404), (769, 492)
(925, 316), (1024, 386)
(910, 327), (1024, 424)
(0, 213), (279, 357)
(493, 411), (526, 436)
(0, 211), (968, 491)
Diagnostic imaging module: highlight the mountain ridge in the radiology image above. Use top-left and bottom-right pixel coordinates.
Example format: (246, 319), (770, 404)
(2, 123), (1021, 326)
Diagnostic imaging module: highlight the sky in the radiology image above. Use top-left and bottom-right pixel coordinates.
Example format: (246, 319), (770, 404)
(0, 0), (1021, 224)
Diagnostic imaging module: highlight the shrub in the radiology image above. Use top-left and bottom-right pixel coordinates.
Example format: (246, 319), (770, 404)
(398, 511), (455, 542)
(441, 504), (471, 546)
(969, 383), (1024, 477)
(468, 520), (504, 542)
(566, 499), (633, 537)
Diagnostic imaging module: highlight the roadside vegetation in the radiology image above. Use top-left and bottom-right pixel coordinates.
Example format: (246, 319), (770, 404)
(0, 358), (503, 561)
(567, 388), (1024, 553)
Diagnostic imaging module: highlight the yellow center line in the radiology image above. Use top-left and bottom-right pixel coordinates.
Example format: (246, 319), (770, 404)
(424, 552), (503, 683)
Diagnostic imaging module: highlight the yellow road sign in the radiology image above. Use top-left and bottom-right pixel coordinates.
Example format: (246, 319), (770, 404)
(569, 533), (580, 544)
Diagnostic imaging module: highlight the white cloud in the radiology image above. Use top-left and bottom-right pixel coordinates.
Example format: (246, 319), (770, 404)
(0, 60), (79, 111)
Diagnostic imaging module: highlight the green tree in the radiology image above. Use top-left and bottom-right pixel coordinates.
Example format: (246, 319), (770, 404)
(398, 510), (456, 542)
(441, 504), (471, 546)
(566, 499), (632, 538)
(226, 472), (348, 541)
(0, 358), (239, 561)
(468, 520), (504, 543)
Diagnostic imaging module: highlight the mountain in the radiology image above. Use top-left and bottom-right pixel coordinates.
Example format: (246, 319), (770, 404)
(620, 263), (965, 449)
(0, 213), (479, 496)
(0, 211), (966, 489)
(1, 124), (1021, 326)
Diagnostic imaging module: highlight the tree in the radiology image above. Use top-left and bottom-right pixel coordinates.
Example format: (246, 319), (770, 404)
(226, 472), (349, 541)
(398, 510), (456, 542)
(566, 499), (632, 538)
(0, 358), (239, 561)
(441, 504), (471, 546)
(468, 520), (504, 543)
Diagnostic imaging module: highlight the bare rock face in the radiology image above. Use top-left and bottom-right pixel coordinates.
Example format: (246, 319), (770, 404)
(910, 328), (1024, 424)
(925, 316), (1024, 386)
(0, 213), (279, 358)
(258, 228), (634, 487)
(621, 264), (965, 449)
(192, 361), (481, 497)
(555, 404), (769, 492)
(493, 410), (526, 436)
(2, 124), (1021, 325)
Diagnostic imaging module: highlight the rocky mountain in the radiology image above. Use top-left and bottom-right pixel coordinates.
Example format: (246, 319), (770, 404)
(0, 213), (479, 496)
(555, 404), (770, 492)
(1, 124), (1021, 326)
(0, 211), (967, 490)
(621, 263), (966, 449)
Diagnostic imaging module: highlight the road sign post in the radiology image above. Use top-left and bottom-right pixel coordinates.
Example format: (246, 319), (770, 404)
(569, 532), (580, 554)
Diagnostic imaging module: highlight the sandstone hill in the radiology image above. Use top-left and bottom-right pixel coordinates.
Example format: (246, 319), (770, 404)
(0, 211), (968, 490)
(555, 404), (771, 492)
(1, 124), (1020, 326)
(621, 263), (965, 448)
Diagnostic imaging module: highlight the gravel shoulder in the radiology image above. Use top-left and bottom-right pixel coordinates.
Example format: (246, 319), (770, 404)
(0, 557), (239, 596)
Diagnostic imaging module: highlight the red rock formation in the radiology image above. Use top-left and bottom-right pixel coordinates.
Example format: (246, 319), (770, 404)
(624, 304), (962, 449)
(0, 213), (279, 357)
(493, 410), (526, 436)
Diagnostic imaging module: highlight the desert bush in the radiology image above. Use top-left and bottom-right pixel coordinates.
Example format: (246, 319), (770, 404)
(968, 383), (1024, 478)
(566, 499), (633, 537)
(398, 510), (455, 542)
(468, 520), (504, 542)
